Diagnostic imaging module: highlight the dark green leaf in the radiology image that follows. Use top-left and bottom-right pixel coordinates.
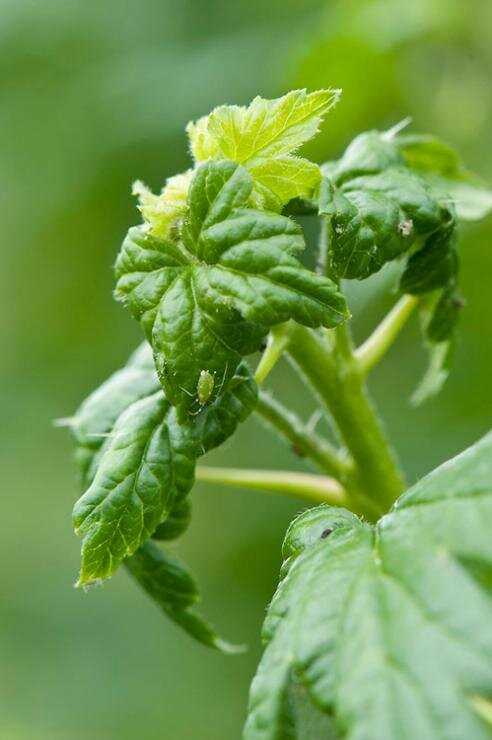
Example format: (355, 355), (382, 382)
(321, 129), (456, 281)
(427, 286), (464, 343)
(400, 227), (458, 295)
(125, 540), (241, 653)
(245, 433), (492, 739)
(70, 344), (257, 585)
(115, 160), (348, 416)
(72, 390), (197, 586)
(152, 497), (192, 541)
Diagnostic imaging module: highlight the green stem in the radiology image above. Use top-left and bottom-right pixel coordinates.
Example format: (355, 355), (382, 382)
(255, 391), (352, 480)
(254, 323), (292, 385)
(196, 466), (349, 508)
(356, 295), (419, 375)
(287, 323), (406, 513)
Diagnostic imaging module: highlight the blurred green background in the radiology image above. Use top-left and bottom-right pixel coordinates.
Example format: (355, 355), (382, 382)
(2, 0), (491, 737)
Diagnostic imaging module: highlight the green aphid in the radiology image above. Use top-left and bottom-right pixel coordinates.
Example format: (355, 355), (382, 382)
(197, 370), (215, 405)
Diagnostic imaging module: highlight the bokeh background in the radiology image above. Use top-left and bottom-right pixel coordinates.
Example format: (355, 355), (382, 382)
(2, 0), (491, 737)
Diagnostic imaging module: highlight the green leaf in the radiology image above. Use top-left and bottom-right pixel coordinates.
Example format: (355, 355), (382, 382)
(397, 134), (492, 221)
(152, 497), (192, 541)
(70, 344), (257, 585)
(187, 89), (341, 209)
(411, 287), (463, 406)
(245, 432), (492, 739)
(72, 390), (197, 586)
(321, 131), (456, 281)
(328, 130), (404, 184)
(115, 160), (347, 416)
(69, 342), (160, 485)
(411, 340), (453, 406)
(125, 540), (241, 653)
(132, 171), (193, 240)
(400, 227), (458, 295)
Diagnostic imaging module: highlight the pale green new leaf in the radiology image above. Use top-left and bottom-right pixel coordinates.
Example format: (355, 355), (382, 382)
(187, 89), (341, 210)
(115, 160), (347, 416)
(245, 432), (492, 739)
(132, 171), (193, 240)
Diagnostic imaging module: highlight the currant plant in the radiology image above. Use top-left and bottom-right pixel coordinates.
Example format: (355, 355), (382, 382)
(65, 89), (492, 738)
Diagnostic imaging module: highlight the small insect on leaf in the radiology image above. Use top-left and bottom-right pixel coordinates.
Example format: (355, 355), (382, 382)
(197, 370), (215, 406)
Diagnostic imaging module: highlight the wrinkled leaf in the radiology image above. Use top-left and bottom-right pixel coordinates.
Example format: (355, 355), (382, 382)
(320, 129), (456, 281)
(245, 432), (492, 739)
(125, 540), (241, 653)
(321, 123), (492, 281)
(72, 390), (196, 585)
(70, 343), (257, 585)
(187, 89), (340, 210)
(115, 160), (347, 416)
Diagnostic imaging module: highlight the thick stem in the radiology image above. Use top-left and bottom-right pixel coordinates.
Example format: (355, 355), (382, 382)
(196, 466), (349, 508)
(356, 295), (419, 375)
(287, 324), (406, 512)
(255, 391), (352, 480)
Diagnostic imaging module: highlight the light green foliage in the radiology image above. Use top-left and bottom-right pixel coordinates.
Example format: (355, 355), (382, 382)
(132, 171), (193, 241)
(187, 89), (341, 210)
(115, 160), (347, 416)
(70, 343), (257, 591)
(245, 433), (492, 739)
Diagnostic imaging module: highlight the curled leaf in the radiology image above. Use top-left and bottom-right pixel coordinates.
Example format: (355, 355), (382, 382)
(115, 160), (347, 417)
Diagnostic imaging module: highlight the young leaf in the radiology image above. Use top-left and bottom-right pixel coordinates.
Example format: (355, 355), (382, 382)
(245, 432), (492, 739)
(132, 171), (193, 240)
(320, 130), (456, 281)
(115, 160), (347, 416)
(125, 541), (241, 653)
(187, 89), (341, 210)
(396, 134), (492, 221)
(69, 344), (258, 585)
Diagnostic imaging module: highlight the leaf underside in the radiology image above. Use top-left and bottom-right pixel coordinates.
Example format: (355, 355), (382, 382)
(244, 432), (492, 739)
(69, 342), (256, 649)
